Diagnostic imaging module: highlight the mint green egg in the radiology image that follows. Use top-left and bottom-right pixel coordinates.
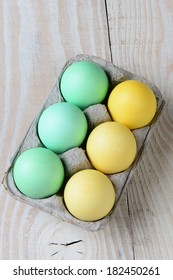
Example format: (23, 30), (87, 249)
(60, 61), (109, 109)
(38, 102), (88, 153)
(13, 147), (64, 199)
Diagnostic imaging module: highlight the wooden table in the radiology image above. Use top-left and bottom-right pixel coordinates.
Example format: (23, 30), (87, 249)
(1, 0), (173, 260)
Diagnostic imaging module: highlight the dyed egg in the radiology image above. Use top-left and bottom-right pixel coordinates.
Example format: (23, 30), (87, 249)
(13, 147), (64, 199)
(86, 121), (137, 174)
(37, 102), (88, 153)
(64, 169), (116, 221)
(108, 80), (157, 129)
(60, 61), (109, 109)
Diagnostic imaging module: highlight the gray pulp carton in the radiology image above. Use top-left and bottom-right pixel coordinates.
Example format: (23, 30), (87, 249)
(2, 54), (164, 231)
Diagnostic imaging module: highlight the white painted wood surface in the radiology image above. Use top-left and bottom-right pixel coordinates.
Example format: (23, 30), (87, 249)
(0, 0), (173, 259)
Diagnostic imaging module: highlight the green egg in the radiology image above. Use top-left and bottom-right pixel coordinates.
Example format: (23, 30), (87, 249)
(13, 147), (64, 199)
(60, 61), (109, 109)
(37, 102), (88, 153)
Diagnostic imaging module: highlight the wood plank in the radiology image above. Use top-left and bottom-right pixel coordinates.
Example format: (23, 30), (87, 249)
(106, 0), (173, 259)
(0, 0), (133, 259)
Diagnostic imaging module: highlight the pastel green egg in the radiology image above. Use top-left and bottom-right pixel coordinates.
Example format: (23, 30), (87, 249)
(37, 102), (88, 153)
(13, 147), (64, 199)
(60, 61), (109, 109)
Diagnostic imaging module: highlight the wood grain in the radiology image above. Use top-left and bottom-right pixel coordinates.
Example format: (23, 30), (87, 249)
(1, 0), (173, 260)
(106, 0), (173, 259)
(0, 0), (133, 259)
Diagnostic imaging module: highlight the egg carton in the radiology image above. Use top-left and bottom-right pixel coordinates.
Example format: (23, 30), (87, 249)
(2, 54), (164, 231)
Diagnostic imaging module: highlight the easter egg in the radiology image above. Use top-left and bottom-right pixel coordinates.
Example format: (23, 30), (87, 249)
(37, 102), (88, 153)
(60, 61), (109, 109)
(86, 121), (137, 174)
(64, 169), (116, 221)
(13, 147), (64, 199)
(107, 80), (157, 129)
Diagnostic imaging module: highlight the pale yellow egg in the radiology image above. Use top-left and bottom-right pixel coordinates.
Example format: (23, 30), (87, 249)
(108, 80), (157, 129)
(64, 169), (116, 221)
(86, 121), (137, 174)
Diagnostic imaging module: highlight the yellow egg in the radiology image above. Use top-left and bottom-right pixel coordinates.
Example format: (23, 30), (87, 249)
(86, 121), (137, 174)
(64, 169), (116, 221)
(107, 80), (157, 129)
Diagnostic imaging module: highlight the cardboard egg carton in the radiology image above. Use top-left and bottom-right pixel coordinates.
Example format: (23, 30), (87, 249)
(2, 54), (164, 231)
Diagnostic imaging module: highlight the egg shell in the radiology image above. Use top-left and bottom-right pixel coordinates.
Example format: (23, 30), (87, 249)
(86, 121), (137, 174)
(64, 169), (116, 222)
(108, 80), (157, 129)
(3, 54), (164, 231)
(37, 102), (88, 153)
(13, 147), (64, 199)
(60, 60), (109, 110)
